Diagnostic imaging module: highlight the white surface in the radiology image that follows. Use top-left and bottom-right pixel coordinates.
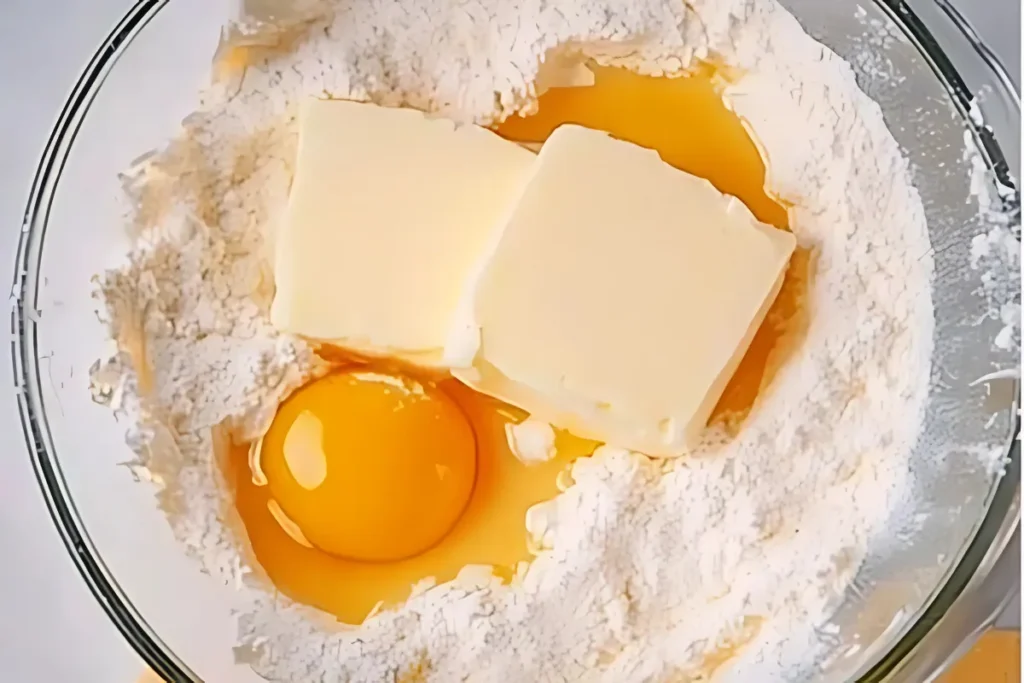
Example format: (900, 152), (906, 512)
(0, 1), (1017, 682)
(0, 4), (147, 682)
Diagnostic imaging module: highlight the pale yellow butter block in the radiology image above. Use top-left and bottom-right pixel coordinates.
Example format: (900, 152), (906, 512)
(271, 99), (535, 365)
(455, 125), (795, 456)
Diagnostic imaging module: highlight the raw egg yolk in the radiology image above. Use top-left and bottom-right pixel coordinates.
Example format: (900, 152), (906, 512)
(259, 370), (477, 562)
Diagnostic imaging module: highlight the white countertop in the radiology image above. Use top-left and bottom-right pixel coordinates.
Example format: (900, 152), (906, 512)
(0, 2), (1017, 681)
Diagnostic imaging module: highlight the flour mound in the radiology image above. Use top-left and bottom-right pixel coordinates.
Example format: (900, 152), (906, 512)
(94, 0), (938, 681)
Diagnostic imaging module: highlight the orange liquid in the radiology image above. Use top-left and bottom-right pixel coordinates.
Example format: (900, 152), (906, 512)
(229, 65), (806, 626)
(496, 65), (787, 228)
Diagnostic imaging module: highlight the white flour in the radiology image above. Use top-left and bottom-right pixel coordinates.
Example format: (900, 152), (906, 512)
(964, 129), (1022, 351)
(93, 0), (941, 680)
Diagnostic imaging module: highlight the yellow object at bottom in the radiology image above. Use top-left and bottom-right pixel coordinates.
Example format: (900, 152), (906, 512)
(942, 630), (1020, 682)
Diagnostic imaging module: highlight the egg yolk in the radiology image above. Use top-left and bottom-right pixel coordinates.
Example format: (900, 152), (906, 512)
(232, 369), (589, 624)
(259, 370), (476, 562)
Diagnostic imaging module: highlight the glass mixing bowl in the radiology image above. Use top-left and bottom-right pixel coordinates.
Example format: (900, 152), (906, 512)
(11, 0), (1020, 681)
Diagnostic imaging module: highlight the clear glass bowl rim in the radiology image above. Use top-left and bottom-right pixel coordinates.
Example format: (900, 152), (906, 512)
(10, 1), (1020, 681)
